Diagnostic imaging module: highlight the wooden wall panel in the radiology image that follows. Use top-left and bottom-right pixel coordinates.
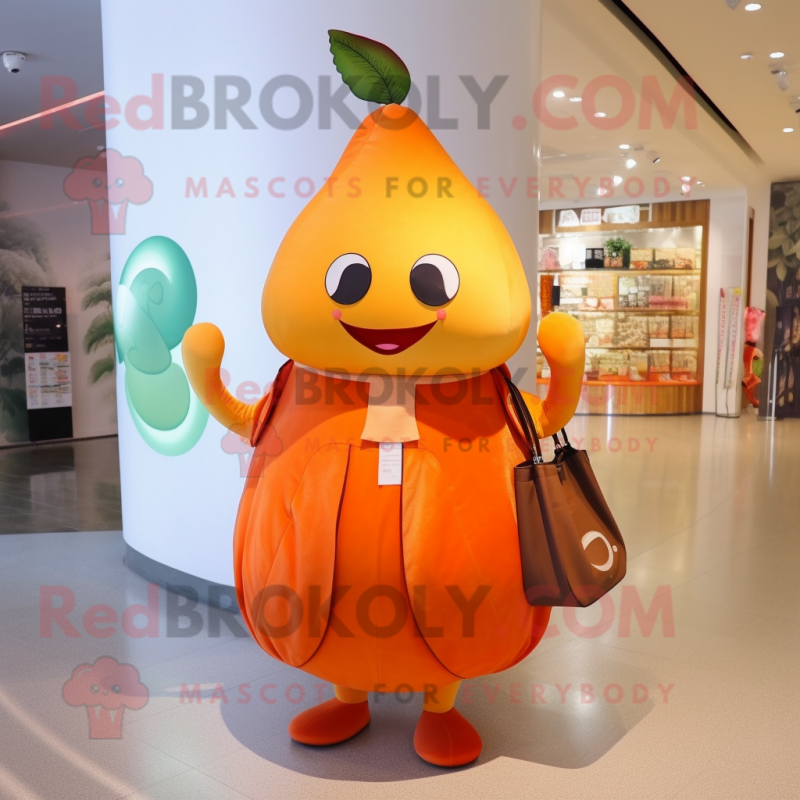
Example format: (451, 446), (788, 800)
(539, 209), (555, 236)
(650, 199), (710, 226)
(535, 383), (702, 415)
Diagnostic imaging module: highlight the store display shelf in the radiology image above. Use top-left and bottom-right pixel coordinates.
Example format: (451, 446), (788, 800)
(553, 307), (700, 314)
(537, 209), (707, 414)
(540, 269), (702, 276)
(582, 344), (699, 350)
(536, 377), (700, 387)
(550, 307), (700, 314)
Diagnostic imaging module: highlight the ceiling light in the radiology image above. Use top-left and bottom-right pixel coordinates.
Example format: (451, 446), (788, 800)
(612, 174), (624, 186)
(552, 90), (566, 98)
(681, 175), (692, 182)
(647, 150), (662, 164)
(625, 158), (637, 169)
(741, 53), (754, 60)
(770, 52), (786, 59)
(695, 180), (702, 184)
(619, 143), (630, 150)
(594, 111), (607, 118)
(597, 187), (608, 197)
(569, 96), (582, 103)
(0, 90), (105, 133)
(725, 0), (741, 8)
(773, 69), (791, 92)
(744, 3), (761, 9)
(784, 127), (795, 132)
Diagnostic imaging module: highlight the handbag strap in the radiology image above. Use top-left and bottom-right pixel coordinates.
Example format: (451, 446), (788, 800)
(553, 426), (571, 451)
(502, 375), (544, 464)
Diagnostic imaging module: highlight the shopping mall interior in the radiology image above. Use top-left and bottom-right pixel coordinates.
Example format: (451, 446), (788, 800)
(0, 0), (798, 798)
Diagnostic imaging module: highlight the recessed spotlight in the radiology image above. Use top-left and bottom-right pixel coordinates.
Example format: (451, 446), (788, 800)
(597, 187), (608, 197)
(619, 143), (631, 150)
(773, 69), (791, 92)
(625, 158), (637, 169)
(612, 174), (624, 186)
(681, 175), (692, 182)
(695, 180), (703, 185)
(569, 96), (582, 103)
(594, 111), (607, 118)
(784, 127), (795, 133)
(770, 52), (786, 59)
(744, 3), (761, 9)
(741, 53), (754, 60)
(552, 90), (566, 98)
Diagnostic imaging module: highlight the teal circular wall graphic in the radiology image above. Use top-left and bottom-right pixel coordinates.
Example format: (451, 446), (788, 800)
(116, 236), (208, 455)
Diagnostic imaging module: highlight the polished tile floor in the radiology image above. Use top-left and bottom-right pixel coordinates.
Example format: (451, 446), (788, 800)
(0, 437), (122, 534)
(0, 414), (798, 799)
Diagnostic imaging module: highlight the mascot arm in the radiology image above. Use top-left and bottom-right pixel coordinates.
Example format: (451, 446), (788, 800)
(182, 323), (264, 434)
(522, 313), (585, 439)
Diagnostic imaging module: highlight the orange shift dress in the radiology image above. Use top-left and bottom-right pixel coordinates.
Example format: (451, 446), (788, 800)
(233, 363), (550, 693)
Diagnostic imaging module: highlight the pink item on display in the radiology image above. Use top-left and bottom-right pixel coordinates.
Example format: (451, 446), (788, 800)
(744, 307), (766, 344)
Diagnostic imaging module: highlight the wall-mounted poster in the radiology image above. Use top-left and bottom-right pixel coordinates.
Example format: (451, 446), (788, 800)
(558, 209), (580, 227)
(25, 352), (72, 410)
(603, 205), (641, 225)
(580, 207), (602, 225)
(21, 286), (73, 440)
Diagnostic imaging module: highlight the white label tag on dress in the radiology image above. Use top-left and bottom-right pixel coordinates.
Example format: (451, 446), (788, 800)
(378, 442), (403, 485)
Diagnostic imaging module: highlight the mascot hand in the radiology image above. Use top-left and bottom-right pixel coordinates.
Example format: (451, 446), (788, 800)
(537, 312), (584, 371)
(182, 323), (259, 432)
(183, 323), (225, 384)
(524, 312), (585, 438)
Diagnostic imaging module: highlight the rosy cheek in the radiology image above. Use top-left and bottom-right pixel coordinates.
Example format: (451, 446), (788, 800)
(331, 309), (342, 320)
(436, 309), (447, 320)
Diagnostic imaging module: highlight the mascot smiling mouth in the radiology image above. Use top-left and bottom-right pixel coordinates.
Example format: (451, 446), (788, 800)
(339, 320), (437, 354)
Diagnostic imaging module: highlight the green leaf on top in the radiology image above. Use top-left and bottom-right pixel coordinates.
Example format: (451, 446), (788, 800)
(328, 29), (410, 105)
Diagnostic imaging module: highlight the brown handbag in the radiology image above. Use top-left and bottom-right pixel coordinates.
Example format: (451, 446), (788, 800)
(503, 376), (627, 607)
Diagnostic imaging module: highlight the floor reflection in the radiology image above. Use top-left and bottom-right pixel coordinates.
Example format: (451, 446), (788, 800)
(0, 437), (122, 534)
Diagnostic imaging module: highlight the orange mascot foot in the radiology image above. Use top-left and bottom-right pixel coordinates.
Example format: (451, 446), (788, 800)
(288, 698), (370, 746)
(413, 708), (483, 767)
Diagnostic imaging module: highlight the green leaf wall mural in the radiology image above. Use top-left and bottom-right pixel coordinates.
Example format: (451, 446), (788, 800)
(80, 262), (116, 386)
(0, 201), (51, 443)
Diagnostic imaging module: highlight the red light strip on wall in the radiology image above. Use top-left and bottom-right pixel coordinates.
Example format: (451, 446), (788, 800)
(0, 90), (104, 133)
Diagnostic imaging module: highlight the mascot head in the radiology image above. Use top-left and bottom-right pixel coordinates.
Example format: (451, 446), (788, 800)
(262, 31), (531, 376)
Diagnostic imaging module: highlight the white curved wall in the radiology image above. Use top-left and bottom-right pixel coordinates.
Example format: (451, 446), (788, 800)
(102, 0), (542, 584)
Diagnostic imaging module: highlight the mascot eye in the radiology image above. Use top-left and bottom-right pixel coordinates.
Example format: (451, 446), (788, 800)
(325, 254), (371, 305)
(90, 685), (99, 693)
(410, 255), (459, 306)
(111, 684), (121, 693)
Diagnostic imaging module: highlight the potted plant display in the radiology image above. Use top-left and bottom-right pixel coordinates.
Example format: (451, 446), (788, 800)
(604, 236), (632, 268)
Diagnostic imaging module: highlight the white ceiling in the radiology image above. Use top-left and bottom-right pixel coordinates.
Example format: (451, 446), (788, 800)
(623, 0), (800, 183)
(0, 0), (104, 166)
(0, 0), (798, 191)
(539, 0), (774, 202)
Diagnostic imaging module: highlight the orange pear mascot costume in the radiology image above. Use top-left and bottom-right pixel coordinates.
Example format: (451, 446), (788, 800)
(183, 31), (584, 767)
